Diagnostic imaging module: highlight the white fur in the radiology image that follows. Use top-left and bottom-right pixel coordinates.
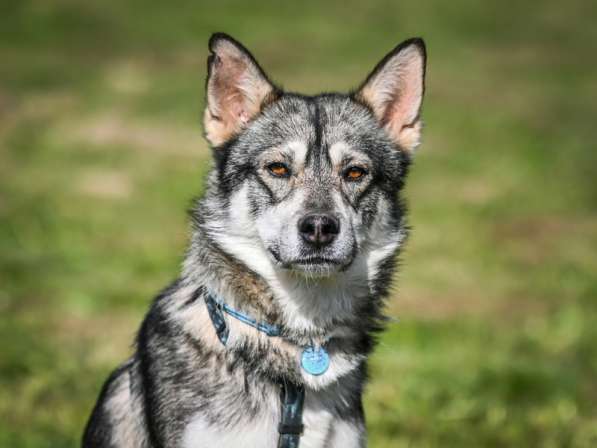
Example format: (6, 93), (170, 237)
(328, 141), (371, 169)
(182, 409), (278, 448)
(287, 139), (309, 169)
(362, 196), (407, 285)
(182, 391), (362, 448)
(325, 419), (365, 447)
(106, 368), (147, 448)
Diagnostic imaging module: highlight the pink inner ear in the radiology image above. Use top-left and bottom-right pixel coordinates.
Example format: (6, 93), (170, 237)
(211, 56), (248, 115)
(237, 108), (249, 124)
(204, 39), (276, 146)
(383, 57), (423, 131)
(357, 44), (425, 152)
(224, 89), (246, 118)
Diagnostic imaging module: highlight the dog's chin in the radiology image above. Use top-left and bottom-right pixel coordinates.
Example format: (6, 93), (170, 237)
(287, 258), (345, 277)
(267, 249), (351, 278)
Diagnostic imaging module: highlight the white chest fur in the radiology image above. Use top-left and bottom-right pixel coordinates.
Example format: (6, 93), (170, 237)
(181, 389), (360, 448)
(181, 411), (280, 448)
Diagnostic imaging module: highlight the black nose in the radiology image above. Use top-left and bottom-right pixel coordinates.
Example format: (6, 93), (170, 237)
(298, 214), (340, 248)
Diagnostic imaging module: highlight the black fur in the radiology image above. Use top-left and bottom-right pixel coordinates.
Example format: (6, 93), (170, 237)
(83, 32), (426, 448)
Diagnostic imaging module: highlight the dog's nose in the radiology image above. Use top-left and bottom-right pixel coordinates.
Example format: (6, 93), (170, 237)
(298, 214), (340, 248)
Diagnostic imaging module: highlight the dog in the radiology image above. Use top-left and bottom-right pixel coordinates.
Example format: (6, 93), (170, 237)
(83, 32), (426, 448)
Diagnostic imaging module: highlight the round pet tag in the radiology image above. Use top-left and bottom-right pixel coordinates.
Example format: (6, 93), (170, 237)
(301, 346), (330, 376)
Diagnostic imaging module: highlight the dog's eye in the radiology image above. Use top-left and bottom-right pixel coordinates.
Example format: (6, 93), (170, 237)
(266, 162), (291, 178)
(344, 166), (367, 181)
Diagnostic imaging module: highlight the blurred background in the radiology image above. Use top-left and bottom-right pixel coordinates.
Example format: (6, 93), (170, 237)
(1, 0), (596, 446)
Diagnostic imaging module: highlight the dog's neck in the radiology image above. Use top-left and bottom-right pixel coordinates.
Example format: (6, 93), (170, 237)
(183, 226), (377, 344)
(184, 229), (281, 322)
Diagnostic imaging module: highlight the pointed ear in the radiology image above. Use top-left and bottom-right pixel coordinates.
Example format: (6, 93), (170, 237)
(355, 38), (426, 153)
(203, 33), (279, 147)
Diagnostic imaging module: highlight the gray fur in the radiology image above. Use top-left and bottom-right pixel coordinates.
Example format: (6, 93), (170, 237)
(83, 33), (426, 448)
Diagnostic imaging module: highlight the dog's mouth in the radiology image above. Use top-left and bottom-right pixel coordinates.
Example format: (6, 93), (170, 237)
(288, 258), (346, 277)
(290, 256), (341, 266)
(268, 248), (353, 276)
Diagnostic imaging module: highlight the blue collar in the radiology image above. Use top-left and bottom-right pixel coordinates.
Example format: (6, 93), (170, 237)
(204, 291), (331, 377)
(204, 292), (280, 345)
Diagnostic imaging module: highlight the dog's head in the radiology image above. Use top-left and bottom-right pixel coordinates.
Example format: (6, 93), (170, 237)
(201, 33), (426, 280)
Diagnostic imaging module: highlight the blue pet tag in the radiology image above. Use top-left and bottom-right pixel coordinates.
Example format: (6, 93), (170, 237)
(301, 346), (330, 376)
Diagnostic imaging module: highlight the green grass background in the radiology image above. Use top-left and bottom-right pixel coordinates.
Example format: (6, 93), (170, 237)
(1, 0), (596, 446)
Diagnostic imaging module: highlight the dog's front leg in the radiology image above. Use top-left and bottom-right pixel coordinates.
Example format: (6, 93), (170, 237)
(324, 418), (366, 448)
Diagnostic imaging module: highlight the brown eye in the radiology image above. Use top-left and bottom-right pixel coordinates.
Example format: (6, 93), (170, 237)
(344, 166), (367, 181)
(266, 162), (290, 178)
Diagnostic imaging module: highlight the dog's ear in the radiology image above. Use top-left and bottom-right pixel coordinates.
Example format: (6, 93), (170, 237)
(204, 33), (279, 147)
(355, 38), (426, 153)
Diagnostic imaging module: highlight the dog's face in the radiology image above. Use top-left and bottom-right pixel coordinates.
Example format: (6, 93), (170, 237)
(203, 34), (425, 279)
